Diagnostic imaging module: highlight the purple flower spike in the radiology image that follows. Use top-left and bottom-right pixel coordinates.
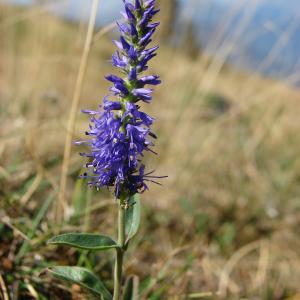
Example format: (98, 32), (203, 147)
(78, 0), (162, 199)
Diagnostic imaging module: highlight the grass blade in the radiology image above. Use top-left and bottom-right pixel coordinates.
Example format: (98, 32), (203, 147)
(16, 193), (55, 262)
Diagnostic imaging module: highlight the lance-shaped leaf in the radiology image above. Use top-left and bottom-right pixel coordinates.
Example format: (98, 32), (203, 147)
(125, 195), (141, 244)
(48, 233), (118, 251)
(47, 266), (112, 300)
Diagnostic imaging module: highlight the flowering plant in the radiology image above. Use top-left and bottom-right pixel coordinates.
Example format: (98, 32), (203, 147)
(46, 1), (163, 299)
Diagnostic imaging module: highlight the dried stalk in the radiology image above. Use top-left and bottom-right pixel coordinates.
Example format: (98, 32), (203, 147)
(56, 0), (100, 221)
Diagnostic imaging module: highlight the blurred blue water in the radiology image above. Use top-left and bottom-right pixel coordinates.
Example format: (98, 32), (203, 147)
(187, 0), (300, 84)
(4, 0), (300, 85)
(5, 0), (121, 25)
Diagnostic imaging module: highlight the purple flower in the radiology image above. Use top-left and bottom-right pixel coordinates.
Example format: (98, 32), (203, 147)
(79, 0), (164, 198)
(139, 75), (161, 86)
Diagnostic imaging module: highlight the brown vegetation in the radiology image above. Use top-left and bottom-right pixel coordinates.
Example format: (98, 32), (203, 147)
(1, 2), (300, 299)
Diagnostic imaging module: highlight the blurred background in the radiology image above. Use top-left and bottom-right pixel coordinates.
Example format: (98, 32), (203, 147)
(1, 0), (300, 299)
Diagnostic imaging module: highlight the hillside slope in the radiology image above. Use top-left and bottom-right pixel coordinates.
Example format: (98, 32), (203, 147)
(1, 3), (300, 299)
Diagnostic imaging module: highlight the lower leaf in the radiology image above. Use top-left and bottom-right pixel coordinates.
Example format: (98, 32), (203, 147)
(47, 266), (112, 300)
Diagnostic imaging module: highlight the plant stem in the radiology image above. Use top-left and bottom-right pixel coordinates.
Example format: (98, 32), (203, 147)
(113, 203), (126, 300)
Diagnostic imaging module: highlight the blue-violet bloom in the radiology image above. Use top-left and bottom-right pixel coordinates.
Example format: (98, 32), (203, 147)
(78, 0), (164, 198)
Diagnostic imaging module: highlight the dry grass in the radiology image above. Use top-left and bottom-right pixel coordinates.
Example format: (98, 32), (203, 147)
(1, 2), (300, 299)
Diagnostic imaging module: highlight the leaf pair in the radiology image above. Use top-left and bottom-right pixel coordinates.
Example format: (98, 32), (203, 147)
(46, 195), (141, 299)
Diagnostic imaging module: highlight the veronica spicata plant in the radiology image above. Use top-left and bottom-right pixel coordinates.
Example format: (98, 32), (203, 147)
(47, 1), (164, 299)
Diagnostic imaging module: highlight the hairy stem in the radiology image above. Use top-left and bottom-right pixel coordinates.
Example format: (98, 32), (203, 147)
(113, 203), (126, 300)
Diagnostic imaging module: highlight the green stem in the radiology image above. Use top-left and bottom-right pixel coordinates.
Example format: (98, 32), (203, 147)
(113, 202), (126, 300)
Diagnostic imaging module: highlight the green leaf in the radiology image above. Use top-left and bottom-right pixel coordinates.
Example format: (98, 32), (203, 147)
(125, 195), (141, 244)
(123, 276), (139, 300)
(47, 266), (112, 300)
(48, 233), (118, 251)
